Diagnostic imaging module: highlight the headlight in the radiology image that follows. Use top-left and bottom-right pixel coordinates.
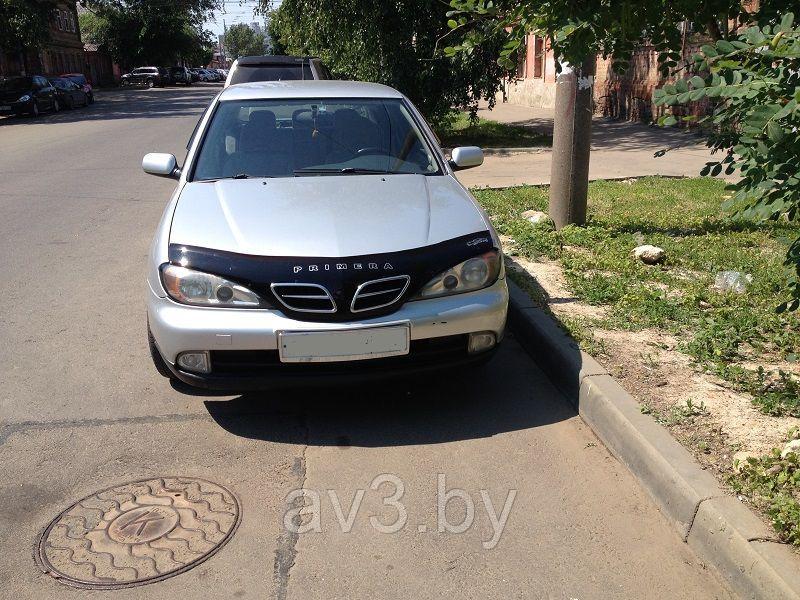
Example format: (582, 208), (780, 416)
(412, 250), (502, 300)
(18, 95), (31, 102)
(161, 264), (262, 307)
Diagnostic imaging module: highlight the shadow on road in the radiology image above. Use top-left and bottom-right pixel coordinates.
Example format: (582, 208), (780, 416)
(0, 84), (219, 127)
(201, 339), (574, 447)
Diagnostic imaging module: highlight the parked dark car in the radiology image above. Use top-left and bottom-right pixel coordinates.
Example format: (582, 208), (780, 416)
(121, 67), (164, 88)
(188, 69), (200, 82)
(224, 55), (330, 87)
(168, 66), (192, 85)
(60, 72), (94, 103)
(49, 77), (89, 109)
(0, 75), (59, 116)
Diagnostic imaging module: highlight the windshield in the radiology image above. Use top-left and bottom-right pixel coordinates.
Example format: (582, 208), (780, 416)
(192, 98), (441, 180)
(132, 68), (156, 74)
(0, 77), (32, 92)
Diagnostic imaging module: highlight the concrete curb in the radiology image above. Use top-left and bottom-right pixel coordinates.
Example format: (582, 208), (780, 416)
(507, 279), (800, 599)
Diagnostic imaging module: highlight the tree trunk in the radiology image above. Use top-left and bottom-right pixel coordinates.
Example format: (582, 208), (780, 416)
(548, 55), (596, 229)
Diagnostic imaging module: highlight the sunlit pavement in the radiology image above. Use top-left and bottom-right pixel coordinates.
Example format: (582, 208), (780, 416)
(0, 86), (731, 599)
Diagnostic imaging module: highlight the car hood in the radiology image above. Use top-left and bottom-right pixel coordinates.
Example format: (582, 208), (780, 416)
(169, 174), (490, 257)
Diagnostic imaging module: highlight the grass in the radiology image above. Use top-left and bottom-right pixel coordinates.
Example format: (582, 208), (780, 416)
(435, 111), (551, 149)
(474, 177), (800, 416)
(731, 436), (800, 546)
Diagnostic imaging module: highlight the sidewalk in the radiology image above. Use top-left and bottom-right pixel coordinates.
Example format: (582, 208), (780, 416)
(456, 102), (727, 188)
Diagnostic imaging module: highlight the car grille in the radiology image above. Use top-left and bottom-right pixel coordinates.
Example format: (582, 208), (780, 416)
(350, 275), (411, 313)
(270, 283), (336, 313)
(209, 335), (470, 376)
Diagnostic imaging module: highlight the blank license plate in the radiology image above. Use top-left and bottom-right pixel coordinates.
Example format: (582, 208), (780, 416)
(278, 325), (410, 363)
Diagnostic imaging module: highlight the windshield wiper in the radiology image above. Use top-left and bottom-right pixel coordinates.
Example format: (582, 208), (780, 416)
(293, 167), (404, 176)
(195, 174), (276, 183)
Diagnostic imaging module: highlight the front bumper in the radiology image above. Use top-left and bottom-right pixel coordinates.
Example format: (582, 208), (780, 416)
(0, 99), (33, 115)
(147, 277), (508, 389)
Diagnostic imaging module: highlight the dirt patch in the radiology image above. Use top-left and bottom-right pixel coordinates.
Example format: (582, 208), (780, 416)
(506, 255), (608, 320)
(512, 256), (800, 472)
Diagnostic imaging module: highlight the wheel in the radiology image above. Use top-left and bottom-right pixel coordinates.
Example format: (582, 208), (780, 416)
(53, 98), (61, 112)
(31, 101), (40, 117)
(147, 80), (154, 88)
(148, 325), (174, 379)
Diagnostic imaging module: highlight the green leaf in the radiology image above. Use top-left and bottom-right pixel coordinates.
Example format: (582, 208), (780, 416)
(690, 75), (705, 89)
(676, 79), (689, 93)
(701, 44), (718, 57)
(661, 115), (678, 126)
(447, 19), (457, 29)
(781, 13), (795, 32)
(689, 88), (706, 101)
(767, 121), (785, 142)
(716, 39), (736, 53)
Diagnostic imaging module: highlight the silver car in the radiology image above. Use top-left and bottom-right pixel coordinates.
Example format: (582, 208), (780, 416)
(143, 81), (508, 390)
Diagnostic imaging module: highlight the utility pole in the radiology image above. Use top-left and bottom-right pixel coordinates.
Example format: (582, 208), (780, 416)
(548, 55), (596, 229)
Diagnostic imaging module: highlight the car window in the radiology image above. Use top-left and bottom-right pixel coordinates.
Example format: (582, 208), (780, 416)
(229, 64), (314, 84)
(192, 97), (441, 181)
(0, 77), (33, 91)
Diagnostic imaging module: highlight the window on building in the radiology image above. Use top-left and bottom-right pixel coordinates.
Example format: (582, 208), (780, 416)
(55, 9), (63, 30)
(516, 35), (527, 79)
(533, 36), (545, 79)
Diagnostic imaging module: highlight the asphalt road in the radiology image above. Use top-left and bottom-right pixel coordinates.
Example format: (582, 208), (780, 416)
(0, 86), (732, 599)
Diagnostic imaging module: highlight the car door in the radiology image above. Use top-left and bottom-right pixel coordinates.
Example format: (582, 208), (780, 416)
(34, 77), (55, 109)
(67, 81), (84, 106)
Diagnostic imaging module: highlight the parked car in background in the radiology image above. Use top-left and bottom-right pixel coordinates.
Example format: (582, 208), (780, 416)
(188, 69), (200, 82)
(168, 66), (192, 86)
(224, 56), (330, 87)
(121, 67), (164, 88)
(0, 75), (60, 116)
(48, 77), (89, 109)
(60, 73), (94, 103)
(141, 80), (503, 390)
(201, 69), (221, 82)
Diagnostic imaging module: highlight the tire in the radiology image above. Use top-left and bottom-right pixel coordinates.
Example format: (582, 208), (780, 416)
(148, 325), (174, 379)
(147, 80), (154, 89)
(53, 98), (60, 112)
(31, 101), (40, 117)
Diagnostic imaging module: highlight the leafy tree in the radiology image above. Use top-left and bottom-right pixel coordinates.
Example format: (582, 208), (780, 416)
(655, 14), (800, 311)
(224, 23), (265, 59)
(0, 0), (56, 72)
(80, 0), (218, 69)
(265, 0), (510, 125)
(446, 0), (800, 309)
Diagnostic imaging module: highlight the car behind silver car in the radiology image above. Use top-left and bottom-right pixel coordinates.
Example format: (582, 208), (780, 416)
(144, 80), (507, 390)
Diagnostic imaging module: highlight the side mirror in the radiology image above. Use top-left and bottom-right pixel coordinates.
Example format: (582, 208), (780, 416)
(449, 146), (484, 171)
(142, 152), (180, 179)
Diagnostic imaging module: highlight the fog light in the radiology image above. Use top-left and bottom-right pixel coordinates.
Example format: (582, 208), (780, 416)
(468, 331), (496, 354)
(177, 351), (210, 374)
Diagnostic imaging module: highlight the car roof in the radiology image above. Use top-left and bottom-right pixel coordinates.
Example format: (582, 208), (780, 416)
(235, 55), (318, 66)
(219, 80), (404, 101)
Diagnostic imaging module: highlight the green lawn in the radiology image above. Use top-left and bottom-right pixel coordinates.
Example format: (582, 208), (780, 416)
(475, 178), (800, 416)
(475, 176), (800, 545)
(435, 111), (551, 149)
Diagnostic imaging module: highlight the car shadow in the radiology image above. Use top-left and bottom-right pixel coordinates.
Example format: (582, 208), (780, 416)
(201, 336), (575, 448)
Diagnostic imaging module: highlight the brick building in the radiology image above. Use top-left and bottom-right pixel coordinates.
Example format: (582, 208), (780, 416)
(0, 1), (85, 77)
(502, 25), (707, 122)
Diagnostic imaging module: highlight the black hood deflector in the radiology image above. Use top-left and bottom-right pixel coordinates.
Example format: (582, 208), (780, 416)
(168, 231), (495, 321)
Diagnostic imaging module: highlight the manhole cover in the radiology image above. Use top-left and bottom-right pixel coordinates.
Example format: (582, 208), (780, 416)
(35, 477), (240, 589)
